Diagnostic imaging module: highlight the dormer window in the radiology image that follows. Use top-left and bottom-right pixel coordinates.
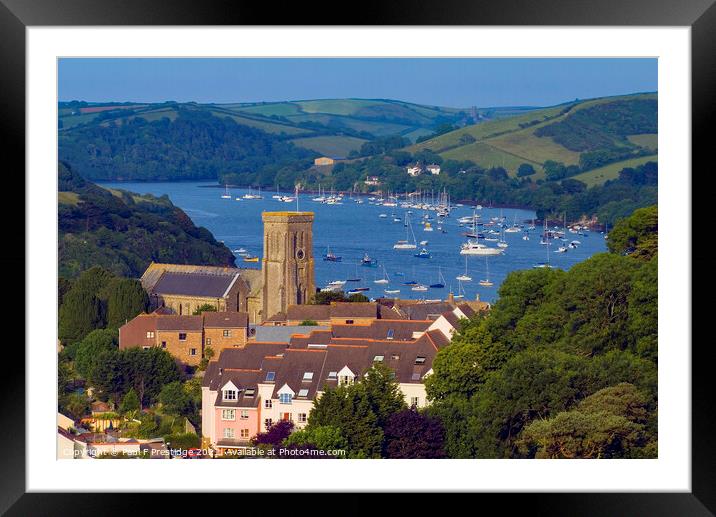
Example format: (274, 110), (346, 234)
(339, 375), (353, 386)
(279, 393), (293, 404)
(302, 372), (314, 381)
(223, 389), (237, 401)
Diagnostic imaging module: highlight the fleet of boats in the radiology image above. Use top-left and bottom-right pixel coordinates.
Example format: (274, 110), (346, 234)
(221, 186), (597, 299)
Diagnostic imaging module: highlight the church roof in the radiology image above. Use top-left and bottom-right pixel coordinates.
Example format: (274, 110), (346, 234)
(152, 271), (239, 298)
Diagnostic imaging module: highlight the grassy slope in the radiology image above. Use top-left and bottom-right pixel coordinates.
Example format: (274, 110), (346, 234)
(571, 154), (658, 187)
(408, 93), (657, 176)
(291, 135), (369, 158)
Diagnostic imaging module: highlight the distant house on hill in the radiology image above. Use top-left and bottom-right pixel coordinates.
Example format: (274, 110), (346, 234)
(426, 164), (441, 175)
(364, 176), (381, 186)
(314, 156), (335, 166)
(406, 164), (423, 177)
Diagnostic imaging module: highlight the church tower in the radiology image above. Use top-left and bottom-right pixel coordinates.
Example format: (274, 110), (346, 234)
(261, 211), (315, 320)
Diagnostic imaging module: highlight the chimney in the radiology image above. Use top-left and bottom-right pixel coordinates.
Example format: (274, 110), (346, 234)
(447, 292), (455, 304)
(475, 293), (480, 301)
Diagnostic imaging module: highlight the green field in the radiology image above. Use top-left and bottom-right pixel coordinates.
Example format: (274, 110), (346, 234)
(296, 99), (385, 116)
(442, 141), (540, 175)
(208, 109), (311, 136)
(58, 191), (80, 205)
(627, 133), (658, 150)
(571, 154), (658, 187)
(291, 135), (369, 158)
(229, 102), (303, 117)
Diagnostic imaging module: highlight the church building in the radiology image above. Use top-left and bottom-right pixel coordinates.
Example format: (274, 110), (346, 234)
(140, 211), (315, 324)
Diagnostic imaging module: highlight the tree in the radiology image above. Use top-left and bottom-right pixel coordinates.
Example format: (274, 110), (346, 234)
(627, 255), (658, 361)
(119, 388), (140, 418)
(105, 277), (149, 328)
(308, 385), (384, 458)
(283, 425), (348, 452)
(383, 409), (446, 458)
(74, 328), (118, 381)
(299, 319), (318, 326)
(58, 288), (105, 345)
(519, 383), (652, 458)
(425, 317), (506, 401)
(517, 163), (536, 177)
(159, 381), (191, 416)
(311, 291), (345, 305)
(253, 420), (294, 447)
(192, 303), (217, 315)
(63, 392), (90, 421)
(359, 363), (407, 428)
(607, 205), (657, 261)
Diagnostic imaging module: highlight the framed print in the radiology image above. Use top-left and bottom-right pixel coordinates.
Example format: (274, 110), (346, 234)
(2, 0), (712, 513)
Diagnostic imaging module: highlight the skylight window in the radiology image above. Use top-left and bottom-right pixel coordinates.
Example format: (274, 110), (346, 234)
(374, 355), (384, 362)
(412, 372), (421, 381)
(415, 356), (426, 365)
(327, 371), (337, 380)
(303, 372), (314, 381)
(244, 388), (255, 397)
(298, 388), (309, 397)
(265, 371), (276, 382)
(386, 329), (395, 340)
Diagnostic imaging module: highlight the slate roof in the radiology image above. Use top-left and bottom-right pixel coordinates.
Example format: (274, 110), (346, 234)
(203, 311), (249, 328)
(152, 271), (239, 298)
(399, 302), (455, 321)
(253, 325), (328, 344)
(156, 315), (203, 332)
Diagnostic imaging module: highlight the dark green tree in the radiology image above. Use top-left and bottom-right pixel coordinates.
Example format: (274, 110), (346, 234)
(58, 288), (105, 345)
(104, 277), (149, 328)
(74, 328), (118, 380)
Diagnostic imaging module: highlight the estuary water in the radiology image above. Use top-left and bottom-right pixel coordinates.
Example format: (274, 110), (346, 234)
(99, 182), (607, 303)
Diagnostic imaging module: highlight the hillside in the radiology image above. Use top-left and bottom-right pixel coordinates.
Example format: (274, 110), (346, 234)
(59, 98), (535, 164)
(58, 161), (236, 279)
(408, 93), (657, 182)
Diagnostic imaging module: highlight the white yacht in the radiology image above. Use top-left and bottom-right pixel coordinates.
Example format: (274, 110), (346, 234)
(460, 240), (503, 256)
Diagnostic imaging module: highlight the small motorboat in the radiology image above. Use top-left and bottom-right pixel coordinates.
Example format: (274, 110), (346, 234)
(414, 248), (431, 259)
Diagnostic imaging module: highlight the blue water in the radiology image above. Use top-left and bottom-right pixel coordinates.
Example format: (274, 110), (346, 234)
(99, 182), (607, 303)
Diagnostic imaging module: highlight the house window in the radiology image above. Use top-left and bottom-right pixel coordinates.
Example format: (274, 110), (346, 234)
(240, 429), (249, 439)
(410, 397), (420, 407)
(223, 428), (235, 439)
(264, 418), (273, 430)
(264, 399), (272, 409)
(302, 372), (314, 381)
(415, 356), (426, 365)
(327, 371), (337, 380)
(179, 333), (187, 341)
(265, 372), (276, 382)
(190, 348), (197, 356)
(221, 409), (236, 421)
(142, 346), (150, 350)
(339, 375), (353, 386)
(161, 341), (167, 349)
(279, 393), (292, 405)
(240, 410), (249, 420)
(206, 338), (212, 346)
(223, 330), (231, 337)
(345, 320), (354, 324)
(298, 413), (307, 424)
(282, 413), (292, 422)
(373, 355), (384, 362)
(224, 390), (237, 401)
(391, 354), (400, 361)
(146, 331), (154, 339)
(298, 388), (309, 398)
(387, 329), (395, 340)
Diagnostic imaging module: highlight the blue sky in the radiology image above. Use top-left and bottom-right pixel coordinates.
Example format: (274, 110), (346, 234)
(58, 58), (657, 108)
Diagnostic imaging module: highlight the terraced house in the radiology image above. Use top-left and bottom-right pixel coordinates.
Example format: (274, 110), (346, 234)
(201, 310), (465, 454)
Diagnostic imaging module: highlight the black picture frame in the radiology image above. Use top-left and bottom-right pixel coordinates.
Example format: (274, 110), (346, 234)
(2, 0), (710, 513)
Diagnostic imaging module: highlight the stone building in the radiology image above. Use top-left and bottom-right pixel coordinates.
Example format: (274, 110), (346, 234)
(140, 211), (315, 324)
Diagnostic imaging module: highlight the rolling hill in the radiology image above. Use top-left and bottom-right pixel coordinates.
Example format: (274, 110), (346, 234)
(407, 93), (657, 183)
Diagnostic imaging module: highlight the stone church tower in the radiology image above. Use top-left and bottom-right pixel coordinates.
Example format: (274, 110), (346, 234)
(261, 211), (315, 320)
